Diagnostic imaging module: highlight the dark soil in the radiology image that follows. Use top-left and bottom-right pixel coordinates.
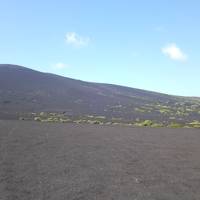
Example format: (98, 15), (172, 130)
(0, 120), (200, 200)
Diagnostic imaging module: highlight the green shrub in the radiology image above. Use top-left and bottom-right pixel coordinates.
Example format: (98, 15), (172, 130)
(34, 117), (42, 121)
(188, 121), (200, 128)
(151, 123), (163, 128)
(140, 120), (153, 126)
(60, 118), (71, 123)
(39, 112), (45, 116)
(134, 120), (153, 127)
(87, 120), (103, 125)
(168, 122), (183, 128)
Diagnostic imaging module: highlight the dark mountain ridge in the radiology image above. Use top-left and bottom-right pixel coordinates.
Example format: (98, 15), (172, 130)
(0, 64), (200, 124)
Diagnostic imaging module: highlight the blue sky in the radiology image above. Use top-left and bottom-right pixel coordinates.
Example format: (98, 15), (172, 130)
(0, 0), (200, 96)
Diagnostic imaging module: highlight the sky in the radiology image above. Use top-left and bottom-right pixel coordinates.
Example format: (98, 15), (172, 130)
(0, 0), (200, 96)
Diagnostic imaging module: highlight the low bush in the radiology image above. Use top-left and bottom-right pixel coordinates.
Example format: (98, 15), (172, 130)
(168, 122), (183, 128)
(134, 120), (153, 127)
(188, 121), (200, 128)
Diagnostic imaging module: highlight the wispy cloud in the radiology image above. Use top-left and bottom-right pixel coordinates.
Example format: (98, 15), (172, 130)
(162, 43), (188, 62)
(65, 32), (90, 47)
(54, 62), (69, 69)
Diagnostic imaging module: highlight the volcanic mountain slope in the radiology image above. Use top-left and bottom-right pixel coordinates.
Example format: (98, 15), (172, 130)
(0, 64), (200, 123)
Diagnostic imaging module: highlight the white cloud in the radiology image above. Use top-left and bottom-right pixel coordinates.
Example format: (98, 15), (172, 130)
(65, 32), (90, 47)
(162, 43), (187, 62)
(54, 62), (69, 69)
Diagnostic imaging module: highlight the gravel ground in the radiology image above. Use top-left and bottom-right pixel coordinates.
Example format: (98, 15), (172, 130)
(0, 120), (200, 200)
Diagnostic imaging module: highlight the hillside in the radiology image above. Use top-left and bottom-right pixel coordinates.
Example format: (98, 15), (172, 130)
(0, 64), (200, 126)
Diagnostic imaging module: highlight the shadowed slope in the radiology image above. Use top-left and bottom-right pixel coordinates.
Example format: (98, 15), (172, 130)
(0, 64), (200, 122)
